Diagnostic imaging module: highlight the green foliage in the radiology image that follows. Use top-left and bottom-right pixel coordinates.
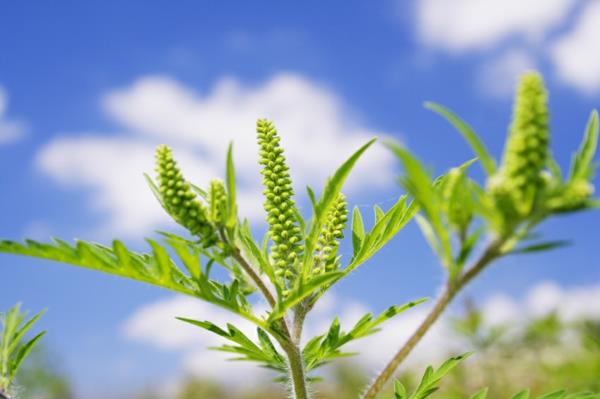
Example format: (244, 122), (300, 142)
(394, 353), (472, 399)
(303, 298), (427, 372)
(394, 71), (598, 283)
(0, 118), (420, 399)
(0, 304), (46, 397)
(394, 350), (600, 399)
(2, 71), (598, 399)
(470, 389), (600, 399)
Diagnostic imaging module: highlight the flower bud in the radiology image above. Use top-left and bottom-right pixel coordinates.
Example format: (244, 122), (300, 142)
(314, 193), (348, 273)
(155, 145), (216, 245)
(257, 119), (303, 283)
(489, 72), (550, 219)
(208, 179), (227, 225)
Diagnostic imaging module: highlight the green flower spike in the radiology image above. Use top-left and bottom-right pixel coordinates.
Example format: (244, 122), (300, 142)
(314, 193), (348, 274)
(489, 72), (550, 219)
(208, 178), (227, 225)
(256, 119), (303, 285)
(155, 145), (216, 244)
(547, 179), (595, 213)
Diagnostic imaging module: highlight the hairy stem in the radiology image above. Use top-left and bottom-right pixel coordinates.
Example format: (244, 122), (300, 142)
(230, 246), (277, 308)
(285, 343), (310, 399)
(218, 228), (278, 308)
(361, 240), (502, 399)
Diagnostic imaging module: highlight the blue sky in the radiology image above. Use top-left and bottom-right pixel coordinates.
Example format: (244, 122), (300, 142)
(1, 1), (600, 397)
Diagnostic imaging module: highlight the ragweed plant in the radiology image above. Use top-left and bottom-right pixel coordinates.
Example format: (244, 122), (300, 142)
(0, 120), (419, 399)
(361, 71), (599, 398)
(0, 304), (45, 399)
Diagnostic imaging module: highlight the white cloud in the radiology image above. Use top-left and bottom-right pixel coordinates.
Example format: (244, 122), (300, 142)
(0, 86), (27, 144)
(550, 0), (600, 93)
(36, 73), (395, 237)
(478, 48), (537, 97)
(122, 280), (600, 391)
(416, 0), (575, 52)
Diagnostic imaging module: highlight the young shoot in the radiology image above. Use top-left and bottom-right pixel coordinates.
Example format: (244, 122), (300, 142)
(0, 304), (46, 399)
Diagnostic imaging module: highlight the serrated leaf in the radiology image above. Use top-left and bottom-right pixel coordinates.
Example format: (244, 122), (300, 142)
(344, 196), (416, 276)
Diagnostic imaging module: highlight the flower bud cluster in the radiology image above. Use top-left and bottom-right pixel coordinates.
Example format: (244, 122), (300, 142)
(256, 119), (303, 283)
(155, 145), (216, 244)
(314, 193), (348, 275)
(489, 72), (550, 218)
(208, 179), (227, 224)
(547, 179), (595, 213)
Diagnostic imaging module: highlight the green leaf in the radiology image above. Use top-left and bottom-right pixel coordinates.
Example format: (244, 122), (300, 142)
(225, 142), (238, 228)
(345, 196), (416, 275)
(1, 304), (46, 388)
(395, 380), (407, 399)
(9, 331), (46, 379)
(511, 240), (571, 255)
(235, 223), (277, 290)
(303, 298), (426, 372)
(471, 388), (489, 399)
(570, 110), (599, 181)
(403, 353), (471, 399)
(351, 207), (365, 255)
(425, 102), (496, 175)
(177, 317), (287, 375)
(539, 391), (567, 399)
(268, 272), (343, 323)
(144, 173), (167, 210)
(386, 141), (453, 269)
(512, 390), (531, 399)
(0, 238), (267, 329)
(302, 139), (376, 275)
(6, 310), (46, 355)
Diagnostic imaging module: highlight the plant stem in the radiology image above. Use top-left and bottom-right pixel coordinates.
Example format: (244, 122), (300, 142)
(222, 230), (308, 398)
(230, 246), (277, 308)
(218, 229), (278, 308)
(285, 343), (310, 399)
(361, 240), (502, 399)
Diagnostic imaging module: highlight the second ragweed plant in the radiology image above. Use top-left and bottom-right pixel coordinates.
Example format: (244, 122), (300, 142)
(0, 71), (598, 399)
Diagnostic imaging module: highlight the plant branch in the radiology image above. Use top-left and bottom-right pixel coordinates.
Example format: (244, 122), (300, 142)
(230, 246), (278, 309)
(284, 342), (310, 399)
(218, 229), (278, 309)
(361, 239), (503, 399)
